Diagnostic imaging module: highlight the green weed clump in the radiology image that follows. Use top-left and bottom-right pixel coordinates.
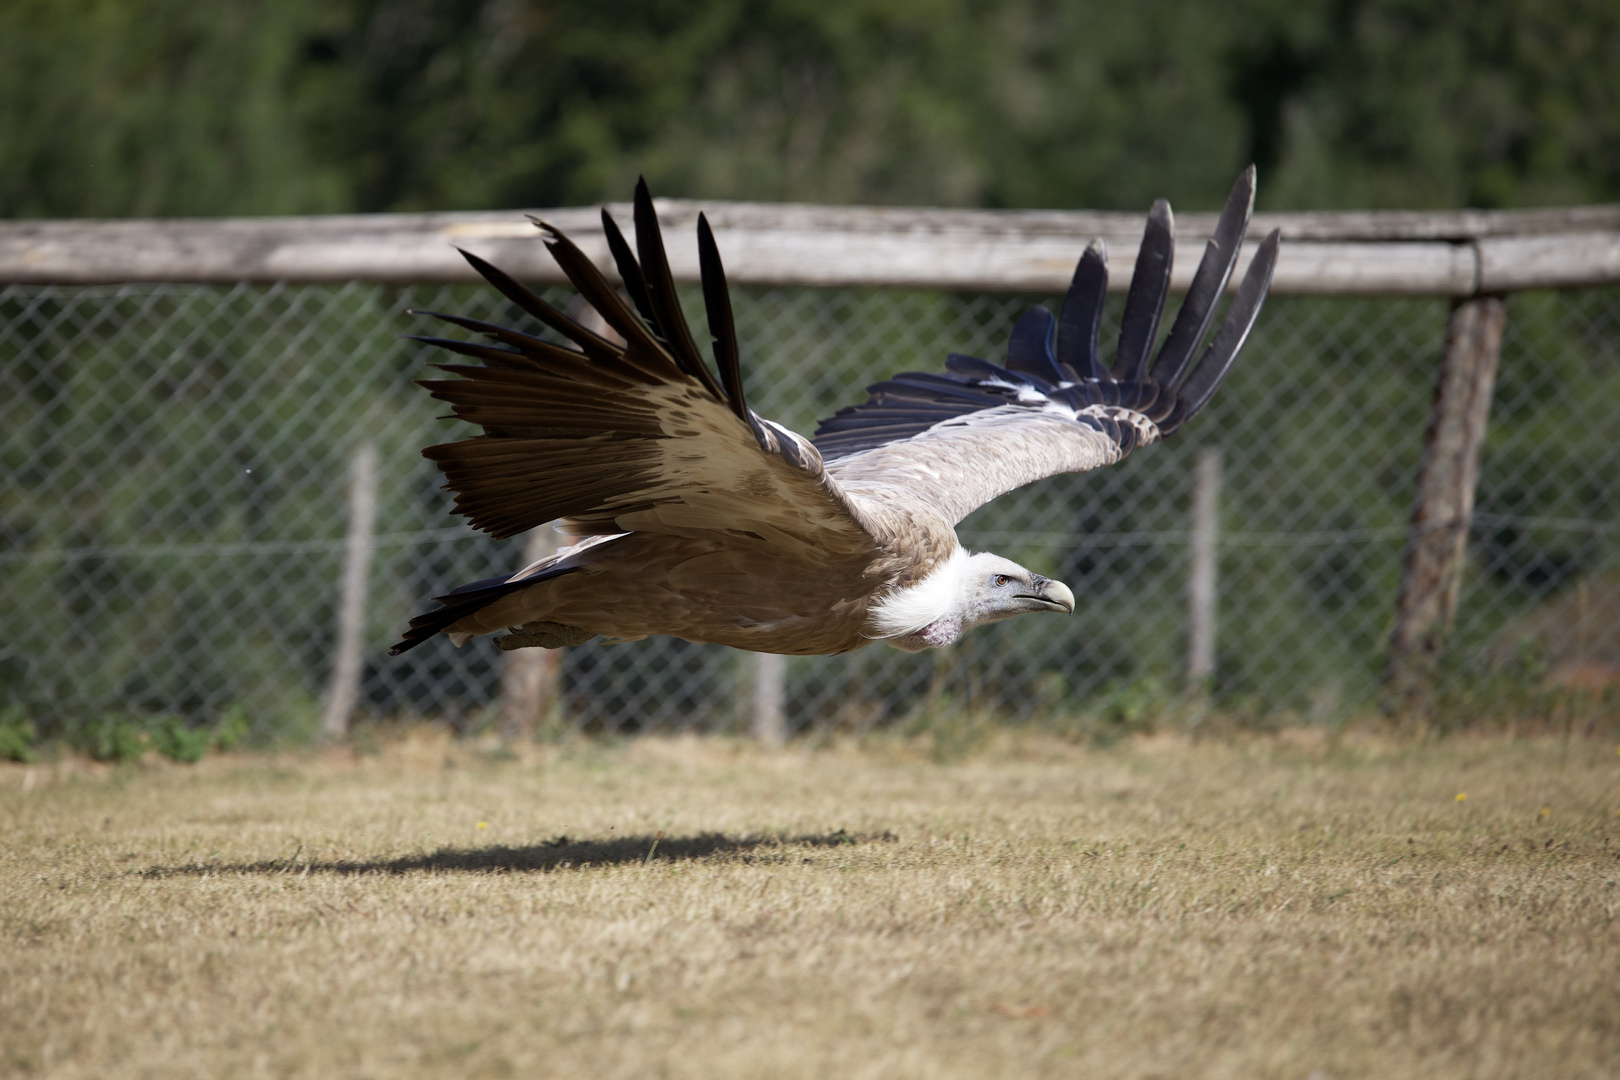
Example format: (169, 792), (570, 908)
(0, 704), (36, 763)
(212, 704), (250, 751)
(148, 715), (211, 763)
(66, 706), (258, 765)
(77, 715), (148, 763)
(1078, 676), (1176, 744)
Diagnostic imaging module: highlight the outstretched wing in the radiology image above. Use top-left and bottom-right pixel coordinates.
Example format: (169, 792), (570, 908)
(814, 167), (1280, 525)
(412, 179), (880, 565)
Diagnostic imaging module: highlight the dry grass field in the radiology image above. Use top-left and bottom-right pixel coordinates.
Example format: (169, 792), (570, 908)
(3, 727), (1618, 1079)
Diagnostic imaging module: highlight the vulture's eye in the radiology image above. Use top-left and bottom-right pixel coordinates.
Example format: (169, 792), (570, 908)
(993, 574), (1011, 588)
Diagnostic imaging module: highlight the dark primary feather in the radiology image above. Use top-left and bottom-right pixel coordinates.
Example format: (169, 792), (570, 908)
(813, 170), (1278, 459)
(1174, 227), (1281, 416)
(1055, 240), (1109, 381)
(406, 310), (564, 363)
(456, 248), (621, 362)
(945, 353), (1040, 387)
(599, 208), (660, 331)
(589, 195), (756, 429)
(1112, 198), (1173, 383)
(1151, 165), (1255, 387)
(536, 223), (672, 365)
(1004, 307), (1065, 385)
(631, 179), (729, 403)
(698, 213), (749, 423)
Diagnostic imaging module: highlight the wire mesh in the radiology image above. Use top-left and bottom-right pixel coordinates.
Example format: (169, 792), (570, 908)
(3, 274), (1617, 741)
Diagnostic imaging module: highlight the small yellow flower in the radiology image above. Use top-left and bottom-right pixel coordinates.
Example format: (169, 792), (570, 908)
(477, 821), (488, 829)
(1455, 793), (1467, 802)
(1539, 806), (1550, 817)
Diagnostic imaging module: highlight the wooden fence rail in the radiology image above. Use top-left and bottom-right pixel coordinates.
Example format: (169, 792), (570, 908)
(3, 202), (1618, 295)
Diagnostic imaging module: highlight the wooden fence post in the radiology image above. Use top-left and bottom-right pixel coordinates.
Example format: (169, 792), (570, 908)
(751, 653), (787, 746)
(321, 442), (378, 740)
(499, 526), (565, 742)
(1384, 295), (1507, 717)
(1187, 447), (1221, 689)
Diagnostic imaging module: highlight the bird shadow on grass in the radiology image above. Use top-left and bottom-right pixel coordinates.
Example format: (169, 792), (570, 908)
(139, 829), (897, 878)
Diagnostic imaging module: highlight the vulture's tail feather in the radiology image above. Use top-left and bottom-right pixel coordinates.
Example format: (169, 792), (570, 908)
(1173, 227), (1281, 420)
(1111, 198), (1174, 383)
(388, 562), (583, 656)
(698, 213), (749, 422)
(1055, 240), (1109, 382)
(1004, 306), (1064, 385)
(1150, 166), (1255, 388)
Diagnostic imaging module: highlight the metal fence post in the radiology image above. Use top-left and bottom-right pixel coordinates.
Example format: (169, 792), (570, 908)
(499, 526), (565, 742)
(1188, 447), (1221, 689)
(321, 442), (378, 740)
(1384, 295), (1506, 717)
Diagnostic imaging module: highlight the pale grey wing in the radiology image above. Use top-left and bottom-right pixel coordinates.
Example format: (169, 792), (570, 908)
(816, 168), (1280, 526)
(826, 401), (1149, 526)
(410, 183), (881, 563)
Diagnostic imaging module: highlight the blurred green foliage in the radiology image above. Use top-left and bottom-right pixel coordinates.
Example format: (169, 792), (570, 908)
(78, 713), (148, 763)
(213, 704), (251, 751)
(65, 708), (261, 763)
(0, 704), (37, 762)
(2, 0), (1617, 218)
(148, 714), (211, 762)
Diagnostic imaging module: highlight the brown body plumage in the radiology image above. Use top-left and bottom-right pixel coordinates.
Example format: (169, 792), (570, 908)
(389, 171), (1279, 658)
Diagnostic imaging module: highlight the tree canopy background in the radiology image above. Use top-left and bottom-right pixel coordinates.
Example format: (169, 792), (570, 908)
(2, 0), (1617, 218)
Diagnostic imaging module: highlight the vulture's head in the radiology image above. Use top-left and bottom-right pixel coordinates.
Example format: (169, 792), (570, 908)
(960, 552), (1077, 626)
(873, 550), (1075, 651)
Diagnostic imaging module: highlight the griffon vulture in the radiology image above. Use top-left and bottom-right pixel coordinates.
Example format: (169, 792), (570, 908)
(389, 169), (1280, 657)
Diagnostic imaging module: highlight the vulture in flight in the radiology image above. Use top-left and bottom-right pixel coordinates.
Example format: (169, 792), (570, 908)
(389, 169), (1280, 657)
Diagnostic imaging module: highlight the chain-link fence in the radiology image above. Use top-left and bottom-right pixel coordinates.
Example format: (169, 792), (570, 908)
(3, 272), (1618, 741)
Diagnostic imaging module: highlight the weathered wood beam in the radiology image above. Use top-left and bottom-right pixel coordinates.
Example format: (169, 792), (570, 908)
(1384, 296), (1507, 718)
(499, 527), (565, 743)
(751, 653), (787, 747)
(1476, 231), (1620, 292)
(321, 442), (379, 741)
(4, 202), (1618, 294)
